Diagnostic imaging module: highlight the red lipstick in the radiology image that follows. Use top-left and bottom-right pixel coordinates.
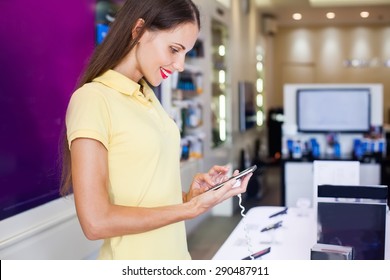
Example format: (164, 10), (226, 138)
(160, 67), (171, 79)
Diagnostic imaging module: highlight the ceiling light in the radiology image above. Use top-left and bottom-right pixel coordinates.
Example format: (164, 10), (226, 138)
(360, 11), (370, 18)
(292, 13), (302, 20)
(326, 12), (336, 19)
(309, 0), (390, 6)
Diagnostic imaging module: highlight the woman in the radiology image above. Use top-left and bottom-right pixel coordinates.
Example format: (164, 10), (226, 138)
(60, 0), (253, 260)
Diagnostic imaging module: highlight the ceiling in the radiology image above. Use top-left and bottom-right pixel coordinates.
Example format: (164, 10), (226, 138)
(255, 0), (390, 26)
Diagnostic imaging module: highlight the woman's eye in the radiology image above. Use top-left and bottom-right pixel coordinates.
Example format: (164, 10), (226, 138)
(170, 47), (179, 54)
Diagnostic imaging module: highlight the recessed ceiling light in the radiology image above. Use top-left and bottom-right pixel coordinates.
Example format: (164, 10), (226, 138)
(292, 13), (302, 20)
(360, 11), (370, 18)
(326, 12), (336, 19)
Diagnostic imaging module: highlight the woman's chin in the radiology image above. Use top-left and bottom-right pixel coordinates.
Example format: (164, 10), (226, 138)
(144, 78), (162, 87)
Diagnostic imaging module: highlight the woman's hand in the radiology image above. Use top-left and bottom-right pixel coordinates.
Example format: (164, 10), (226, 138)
(184, 165), (230, 202)
(184, 166), (253, 218)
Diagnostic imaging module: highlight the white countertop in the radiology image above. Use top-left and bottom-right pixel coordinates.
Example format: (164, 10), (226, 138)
(212, 206), (389, 260)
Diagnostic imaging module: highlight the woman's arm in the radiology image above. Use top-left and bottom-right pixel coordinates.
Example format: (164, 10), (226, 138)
(70, 138), (250, 240)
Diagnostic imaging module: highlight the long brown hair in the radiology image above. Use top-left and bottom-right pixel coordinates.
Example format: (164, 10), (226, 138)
(59, 0), (200, 196)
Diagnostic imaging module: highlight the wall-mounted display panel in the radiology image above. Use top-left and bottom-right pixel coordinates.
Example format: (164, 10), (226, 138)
(239, 81), (257, 132)
(0, 0), (96, 221)
(297, 88), (371, 133)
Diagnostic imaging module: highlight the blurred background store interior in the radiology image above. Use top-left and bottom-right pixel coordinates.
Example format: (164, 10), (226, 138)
(1, 0), (390, 259)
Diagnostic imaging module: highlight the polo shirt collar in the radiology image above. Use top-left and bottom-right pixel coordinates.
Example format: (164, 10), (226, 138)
(93, 70), (154, 104)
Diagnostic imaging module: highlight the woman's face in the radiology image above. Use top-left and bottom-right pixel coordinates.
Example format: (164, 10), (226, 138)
(134, 22), (199, 86)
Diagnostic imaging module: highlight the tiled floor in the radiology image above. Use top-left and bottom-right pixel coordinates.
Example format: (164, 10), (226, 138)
(187, 164), (282, 260)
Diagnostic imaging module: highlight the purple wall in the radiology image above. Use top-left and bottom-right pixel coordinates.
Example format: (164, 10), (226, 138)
(0, 0), (95, 220)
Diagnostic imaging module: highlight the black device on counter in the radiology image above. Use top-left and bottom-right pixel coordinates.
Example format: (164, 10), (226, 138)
(242, 247), (271, 260)
(260, 221), (283, 232)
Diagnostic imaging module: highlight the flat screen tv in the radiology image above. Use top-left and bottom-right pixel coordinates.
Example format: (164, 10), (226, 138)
(318, 202), (386, 260)
(317, 184), (387, 260)
(239, 81), (257, 132)
(297, 88), (371, 133)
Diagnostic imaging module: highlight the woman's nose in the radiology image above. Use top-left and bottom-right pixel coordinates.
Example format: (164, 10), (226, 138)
(173, 54), (185, 72)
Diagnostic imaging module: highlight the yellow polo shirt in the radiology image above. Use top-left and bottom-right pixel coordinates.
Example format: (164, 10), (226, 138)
(66, 70), (190, 259)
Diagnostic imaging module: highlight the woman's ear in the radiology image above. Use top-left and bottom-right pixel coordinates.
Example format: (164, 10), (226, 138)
(132, 18), (145, 40)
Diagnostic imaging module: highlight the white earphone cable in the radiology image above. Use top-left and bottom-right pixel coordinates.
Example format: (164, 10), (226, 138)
(237, 194), (254, 260)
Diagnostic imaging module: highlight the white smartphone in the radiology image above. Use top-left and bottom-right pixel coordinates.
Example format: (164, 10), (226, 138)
(206, 165), (257, 192)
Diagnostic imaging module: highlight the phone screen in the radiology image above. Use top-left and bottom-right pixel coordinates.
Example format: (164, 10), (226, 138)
(207, 165), (257, 192)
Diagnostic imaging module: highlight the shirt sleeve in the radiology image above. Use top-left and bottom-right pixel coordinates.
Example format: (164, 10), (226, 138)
(65, 86), (111, 150)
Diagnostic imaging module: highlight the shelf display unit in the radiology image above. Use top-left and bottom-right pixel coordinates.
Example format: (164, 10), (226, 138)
(211, 19), (229, 148)
(161, 39), (206, 162)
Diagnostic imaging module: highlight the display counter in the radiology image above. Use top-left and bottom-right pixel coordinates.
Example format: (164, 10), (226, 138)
(212, 206), (390, 260)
